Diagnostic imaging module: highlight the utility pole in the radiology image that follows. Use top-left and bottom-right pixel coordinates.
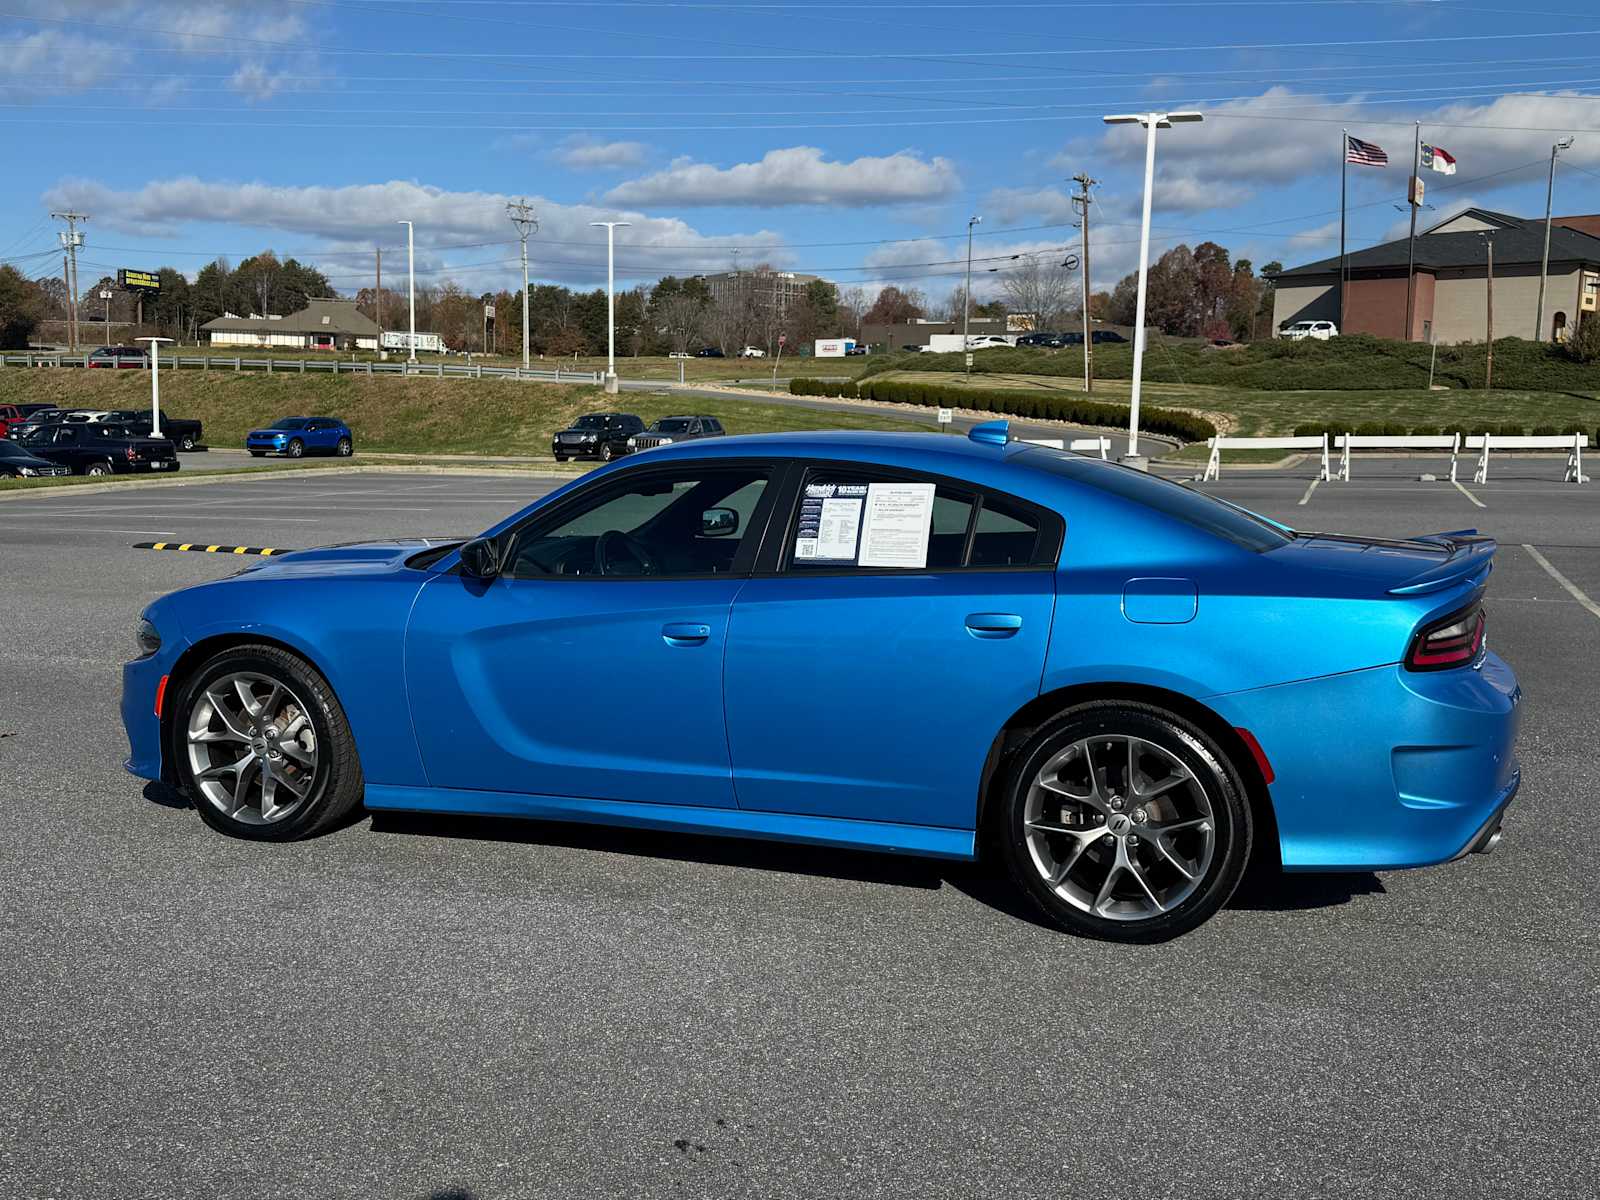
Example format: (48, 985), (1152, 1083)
(396, 220), (416, 363)
(52, 211), (86, 351)
(507, 198), (538, 369)
(375, 246), (383, 338)
(1483, 231), (1495, 393)
(964, 215), (981, 377)
(1071, 174), (1096, 392)
(1536, 137), (1575, 342)
(1404, 121), (1421, 341)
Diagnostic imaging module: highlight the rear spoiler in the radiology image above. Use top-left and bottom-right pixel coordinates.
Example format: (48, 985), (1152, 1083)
(1389, 529), (1497, 595)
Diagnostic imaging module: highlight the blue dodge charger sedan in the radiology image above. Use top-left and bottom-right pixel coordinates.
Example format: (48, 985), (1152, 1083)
(122, 425), (1519, 940)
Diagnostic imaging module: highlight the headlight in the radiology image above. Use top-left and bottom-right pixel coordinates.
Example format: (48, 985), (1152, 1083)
(134, 618), (161, 658)
(627, 437), (637, 447)
(18, 467), (36, 477)
(659, 437), (673, 445)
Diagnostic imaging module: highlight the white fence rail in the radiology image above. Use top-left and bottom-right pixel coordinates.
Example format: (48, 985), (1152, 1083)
(1023, 436), (1112, 459)
(1203, 435), (1330, 482)
(0, 353), (601, 385)
(1203, 431), (1590, 484)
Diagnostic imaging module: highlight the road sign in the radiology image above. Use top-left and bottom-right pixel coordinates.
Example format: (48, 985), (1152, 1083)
(938, 408), (953, 426)
(965, 353), (974, 368)
(1063, 254), (1080, 270)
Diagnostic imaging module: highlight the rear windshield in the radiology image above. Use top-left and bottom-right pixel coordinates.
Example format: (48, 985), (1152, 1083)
(1020, 448), (1292, 552)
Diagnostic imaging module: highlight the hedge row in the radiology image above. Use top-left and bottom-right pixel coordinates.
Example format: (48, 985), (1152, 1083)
(1292, 420), (1595, 439)
(790, 377), (1217, 443)
(855, 334), (1600, 393)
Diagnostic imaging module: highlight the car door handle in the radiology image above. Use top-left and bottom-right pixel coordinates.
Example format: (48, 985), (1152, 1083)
(661, 622), (711, 647)
(965, 613), (1024, 639)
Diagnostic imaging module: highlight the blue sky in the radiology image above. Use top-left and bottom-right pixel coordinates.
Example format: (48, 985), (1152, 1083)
(3, 0), (1600, 306)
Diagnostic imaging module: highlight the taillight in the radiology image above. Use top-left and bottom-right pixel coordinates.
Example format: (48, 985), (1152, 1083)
(125, 447), (139, 461)
(1405, 604), (1485, 671)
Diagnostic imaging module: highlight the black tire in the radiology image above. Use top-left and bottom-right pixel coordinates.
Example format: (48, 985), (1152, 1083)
(601, 442), (616, 462)
(336, 437), (352, 457)
(286, 438), (304, 459)
(554, 455), (567, 463)
(993, 702), (1252, 943)
(172, 643), (365, 842)
(84, 461), (113, 478)
(249, 451), (265, 458)
(179, 434), (197, 452)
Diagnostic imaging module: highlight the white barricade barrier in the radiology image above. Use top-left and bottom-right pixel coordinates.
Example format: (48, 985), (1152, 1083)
(1334, 433), (1462, 482)
(1202, 434), (1329, 482)
(1021, 437), (1112, 459)
(1468, 433), (1590, 484)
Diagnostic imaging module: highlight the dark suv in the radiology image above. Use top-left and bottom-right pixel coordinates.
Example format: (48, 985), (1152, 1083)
(551, 412), (645, 462)
(1016, 331), (1066, 348)
(627, 415), (726, 453)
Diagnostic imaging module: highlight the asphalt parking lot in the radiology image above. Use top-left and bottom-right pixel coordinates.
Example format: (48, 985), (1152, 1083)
(2, 463), (1597, 1199)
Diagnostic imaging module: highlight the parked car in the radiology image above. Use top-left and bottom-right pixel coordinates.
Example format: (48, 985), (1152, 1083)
(845, 345), (868, 356)
(551, 412), (645, 463)
(0, 439), (72, 478)
(8, 410), (70, 440)
(668, 352), (692, 360)
(246, 417), (354, 459)
(87, 346), (150, 369)
(968, 335), (1014, 350)
(16, 421), (179, 476)
(627, 415), (726, 452)
(694, 347), (726, 358)
(0, 403), (57, 439)
(122, 424), (1520, 942)
(1016, 332), (1067, 349)
(60, 410), (115, 424)
(738, 346), (766, 358)
(1282, 320), (1339, 341)
(1091, 330), (1128, 344)
(106, 410), (204, 452)
(902, 345), (929, 354)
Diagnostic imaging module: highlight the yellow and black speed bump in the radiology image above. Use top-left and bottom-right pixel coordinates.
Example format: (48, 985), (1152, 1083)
(134, 542), (289, 557)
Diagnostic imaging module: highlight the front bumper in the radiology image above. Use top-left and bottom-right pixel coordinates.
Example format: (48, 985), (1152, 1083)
(1211, 651), (1521, 871)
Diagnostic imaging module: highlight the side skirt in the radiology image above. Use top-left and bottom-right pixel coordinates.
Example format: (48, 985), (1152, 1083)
(364, 784), (977, 861)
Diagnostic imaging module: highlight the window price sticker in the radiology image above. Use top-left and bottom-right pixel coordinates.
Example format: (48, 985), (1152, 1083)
(794, 482), (867, 562)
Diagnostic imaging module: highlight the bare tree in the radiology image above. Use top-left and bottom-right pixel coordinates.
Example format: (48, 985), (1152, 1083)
(654, 291), (705, 354)
(999, 258), (1074, 331)
(838, 285), (868, 339)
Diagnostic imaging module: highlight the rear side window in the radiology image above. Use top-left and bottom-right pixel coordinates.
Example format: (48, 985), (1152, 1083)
(1020, 447), (1290, 551)
(970, 494), (1045, 567)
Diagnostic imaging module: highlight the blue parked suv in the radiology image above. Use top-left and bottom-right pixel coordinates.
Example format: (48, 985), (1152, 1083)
(246, 417), (354, 459)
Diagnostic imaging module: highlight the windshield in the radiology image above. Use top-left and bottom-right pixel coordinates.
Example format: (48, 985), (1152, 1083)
(573, 415), (608, 429)
(653, 419), (694, 433)
(271, 418), (311, 430)
(0, 441), (31, 459)
(1020, 448), (1292, 552)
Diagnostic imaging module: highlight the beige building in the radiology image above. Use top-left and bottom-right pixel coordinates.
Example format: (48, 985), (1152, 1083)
(201, 298), (381, 351)
(1272, 209), (1600, 344)
(695, 269), (831, 314)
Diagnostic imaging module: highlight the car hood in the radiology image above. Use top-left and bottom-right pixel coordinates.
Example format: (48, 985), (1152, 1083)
(248, 428), (294, 437)
(230, 538), (465, 579)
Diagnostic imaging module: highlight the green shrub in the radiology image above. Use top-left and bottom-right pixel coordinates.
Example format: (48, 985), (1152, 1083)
(1531, 424), (1561, 437)
(1493, 422), (1527, 438)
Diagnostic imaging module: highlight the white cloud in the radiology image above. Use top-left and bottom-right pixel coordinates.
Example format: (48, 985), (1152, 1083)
(228, 62), (292, 105)
(604, 146), (961, 208)
(554, 138), (650, 171)
(39, 176), (788, 289)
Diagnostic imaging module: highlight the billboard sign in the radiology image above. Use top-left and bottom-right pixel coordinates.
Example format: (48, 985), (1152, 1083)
(118, 269), (161, 292)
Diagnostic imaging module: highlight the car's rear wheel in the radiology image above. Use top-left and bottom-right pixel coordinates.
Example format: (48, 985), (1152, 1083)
(286, 439), (304, 459)
(994, 702), (1251, 942)
(174, 643), (364, 841)
(84, 461), (112, 477)
(336, 437), (352, 457)
(178, 434), (197, 452)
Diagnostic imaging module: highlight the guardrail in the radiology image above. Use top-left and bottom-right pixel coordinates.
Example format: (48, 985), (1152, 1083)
(0, 353), (601, 385)
(1022, 436), (1112, 459)
(1204, 431), (1590, 484)
(1203, 435), (1331, 481)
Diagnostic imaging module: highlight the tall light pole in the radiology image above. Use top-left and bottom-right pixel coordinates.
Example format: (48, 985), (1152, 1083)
(591, 220), (632, 394)
(1536, 136), (1575, 342)
(1102, 110), (1203, 465)
(507, 199), (538, 369)
(964, 215), (981, 377)
(395, 220), (416, 363)
(135, 337), (173, 438)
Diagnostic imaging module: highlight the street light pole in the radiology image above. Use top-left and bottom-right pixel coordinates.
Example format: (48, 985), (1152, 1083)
(964, 215), (981, 377)
(1536, 136), (1574, 342)
(590, 220), (632, 393)
(395, 220), (416, 363)
(135, 337), (173, 438)
(1103, 110), (1203, 465)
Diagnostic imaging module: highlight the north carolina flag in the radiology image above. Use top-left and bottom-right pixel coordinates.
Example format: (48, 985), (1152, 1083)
(1421, 143), (1458, 175)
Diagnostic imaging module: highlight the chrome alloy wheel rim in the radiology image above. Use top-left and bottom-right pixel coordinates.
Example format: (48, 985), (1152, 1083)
(185, 673), (319, 825)
(1023, 735), (1216, 922)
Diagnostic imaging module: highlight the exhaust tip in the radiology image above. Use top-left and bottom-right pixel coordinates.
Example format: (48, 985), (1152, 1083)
(1475, 825), (1503, 855)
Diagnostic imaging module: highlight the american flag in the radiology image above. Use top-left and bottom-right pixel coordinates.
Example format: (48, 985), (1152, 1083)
(1346, 136), (1389, 167)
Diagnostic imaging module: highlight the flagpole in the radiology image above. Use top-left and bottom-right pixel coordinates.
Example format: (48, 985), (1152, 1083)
(1405, 120), (1421, 341)
(1340, 128), (1349, 333)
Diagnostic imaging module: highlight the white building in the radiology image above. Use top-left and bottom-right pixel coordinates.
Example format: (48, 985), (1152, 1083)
(202, 298), (381, 351)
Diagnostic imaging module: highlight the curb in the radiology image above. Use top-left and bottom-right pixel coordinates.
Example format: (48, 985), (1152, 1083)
(0, 463), (574, 504)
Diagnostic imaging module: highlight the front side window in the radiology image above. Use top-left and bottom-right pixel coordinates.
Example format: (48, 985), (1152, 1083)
(507, 466), (770, 579)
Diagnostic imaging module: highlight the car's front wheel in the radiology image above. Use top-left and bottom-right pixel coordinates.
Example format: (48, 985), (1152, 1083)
(994, 702), (1251, 942)
(601, 442), (616, 462)
(336, 437), (352, 457)
(286, 439), (304, 459)
(173, 643), (365, 841)
(178, 434), (197, 452)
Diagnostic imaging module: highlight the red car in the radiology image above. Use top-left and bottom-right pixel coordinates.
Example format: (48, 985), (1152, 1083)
(86, 346), (150, 369)
(0, 403), (57, 439)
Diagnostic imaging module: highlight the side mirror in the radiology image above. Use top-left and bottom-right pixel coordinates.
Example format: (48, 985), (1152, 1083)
(701, 507), (739, 537)
(458, 537), (503, 579)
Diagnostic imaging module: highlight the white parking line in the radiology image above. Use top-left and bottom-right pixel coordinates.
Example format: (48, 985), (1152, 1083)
(0, 526), (178, 535)
(1298, 479), (1319, 506)
(1452, 480), (1486, 508)
(1523, 544), (1600, 622)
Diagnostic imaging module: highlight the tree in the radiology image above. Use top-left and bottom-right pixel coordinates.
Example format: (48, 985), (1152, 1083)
(192, 259), (232, 325)
(0, 265), (45, 348)
(999, 258), (1073, 331)
(838, 286), (868, 338)
(649, 275), (711, 354)
(1568, 311), (1600, 363)
(863, 285), (926, 326)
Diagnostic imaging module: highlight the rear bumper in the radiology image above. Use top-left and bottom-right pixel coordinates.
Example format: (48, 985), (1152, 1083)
(1210, 652), (1521, 871)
